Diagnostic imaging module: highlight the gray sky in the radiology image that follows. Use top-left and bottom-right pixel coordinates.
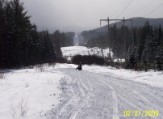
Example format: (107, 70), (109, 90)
(22, 0), (163, 32)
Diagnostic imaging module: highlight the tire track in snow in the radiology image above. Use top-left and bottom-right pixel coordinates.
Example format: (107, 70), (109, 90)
(94, 78), (120, 119)
(96, 73), (163, 110)
(48, 68), (163, 119)
(109, 86), (119, 119)
(68, 70), (93, 119)
(54, 69), (91, 119)
(97, 73), (163, 118)
(70, 69), (120, 119)
(107, 76), (163, 111)
(69, 93), (90, 119)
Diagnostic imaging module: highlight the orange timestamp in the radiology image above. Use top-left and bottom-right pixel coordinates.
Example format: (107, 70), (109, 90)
(123, 110), (159, 117)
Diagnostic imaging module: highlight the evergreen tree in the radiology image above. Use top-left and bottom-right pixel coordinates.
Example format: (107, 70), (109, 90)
(126, 45), (137, 69)
(52, 30), (63, 58)
(0, 0), (6, 67)
(155, 26), (163, 70)
(0, 0), (60, 68)
(9, 0), (31, 65)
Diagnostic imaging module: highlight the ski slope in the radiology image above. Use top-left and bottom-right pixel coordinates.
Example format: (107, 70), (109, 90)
(0, 64), (163, 119)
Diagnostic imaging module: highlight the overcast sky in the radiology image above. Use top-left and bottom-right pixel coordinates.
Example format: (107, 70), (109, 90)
(22, 0), (163, 32)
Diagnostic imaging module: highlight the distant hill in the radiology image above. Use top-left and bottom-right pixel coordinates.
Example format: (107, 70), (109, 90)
(94, 17), (163, 33)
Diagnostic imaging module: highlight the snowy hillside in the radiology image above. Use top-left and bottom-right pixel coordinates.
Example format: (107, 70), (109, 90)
(0, 64), (163, 119)
(61, 46), (113, 59)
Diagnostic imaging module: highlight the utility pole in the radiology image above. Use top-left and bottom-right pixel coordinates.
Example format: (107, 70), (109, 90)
(100, 17), (133, 59)
(100, 17), (128, 35)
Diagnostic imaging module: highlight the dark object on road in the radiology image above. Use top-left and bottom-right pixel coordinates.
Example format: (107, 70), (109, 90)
(76, 62), (82, 70)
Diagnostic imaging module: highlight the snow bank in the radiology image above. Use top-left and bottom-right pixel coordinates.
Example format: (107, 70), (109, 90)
(0, 67), (64, 119)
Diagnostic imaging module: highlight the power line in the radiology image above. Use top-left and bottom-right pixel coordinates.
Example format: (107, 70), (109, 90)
(132, 2), (163, 25)
(106, 1), (163, 27)
(115, 0), (134, 18)
(144, 2), (163, 17)
(111, 0), (130, 18)
(131, 0), (154, 17)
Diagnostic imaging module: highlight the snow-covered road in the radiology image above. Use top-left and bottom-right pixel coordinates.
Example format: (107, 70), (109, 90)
(47, 68), (163, 119)
(0, 64), (162, 119)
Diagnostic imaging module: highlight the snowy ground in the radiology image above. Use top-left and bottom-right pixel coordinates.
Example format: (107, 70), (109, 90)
(0, 64), (163, 119)
(0, 65), (63, 119)
(48, 64), (163, 119)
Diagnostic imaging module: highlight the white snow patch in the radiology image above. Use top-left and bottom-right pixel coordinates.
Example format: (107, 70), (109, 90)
(0, 67), (64, 119)
(61, 46), (113, 60)
(114, 58), (125, 63)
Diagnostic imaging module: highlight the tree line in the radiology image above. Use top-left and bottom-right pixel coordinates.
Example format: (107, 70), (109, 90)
(81, 22), (163, 70)
(0, 0), (74, 68)
(126, 23), (162, 70)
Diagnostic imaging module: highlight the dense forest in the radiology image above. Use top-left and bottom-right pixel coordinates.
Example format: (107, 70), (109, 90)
(0, 0), (74, 68)
(81, 22), (163, 70)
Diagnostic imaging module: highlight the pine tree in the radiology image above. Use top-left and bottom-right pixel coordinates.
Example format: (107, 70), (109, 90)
(0, 0), (62, 68)
(155, 26), (163, 70)
(38, 31), (57, 63)
(0, 0), (5, 67)
(9, 0), (31, 65)
(52, 30), (63, 59)
(141, 36), (151, 70)
(155, 46), (162, 70)
(126, 46), (137, 69)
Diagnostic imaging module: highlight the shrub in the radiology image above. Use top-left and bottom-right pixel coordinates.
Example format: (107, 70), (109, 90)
(56, 57), (68, 63)
(71, 55), (105, 65)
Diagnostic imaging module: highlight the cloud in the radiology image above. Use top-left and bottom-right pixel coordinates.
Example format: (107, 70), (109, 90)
(22, 0), (163, 32)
